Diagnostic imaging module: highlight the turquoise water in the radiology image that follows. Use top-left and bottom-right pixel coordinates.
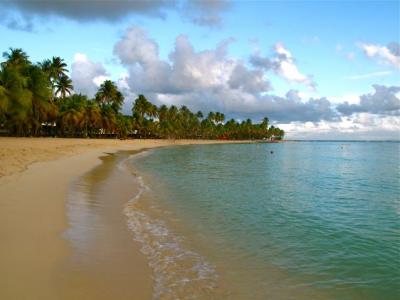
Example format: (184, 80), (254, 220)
(131, 142), (400, 299)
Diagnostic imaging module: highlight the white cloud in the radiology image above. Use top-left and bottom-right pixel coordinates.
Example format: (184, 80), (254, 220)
(71, 53), (108, 97)
(228, 62), (271, 93)
(71, 26), (399, 140)
(279, 114), (400, 140)
(337, 85), (400, 116)
(92, 75), (109, 87)
(275, 43), (315, 89)
(113, 26), (245, 95)
(250, 43), (316, 89)
(359, 42), (400, 69)
(113, 26), (335, 122)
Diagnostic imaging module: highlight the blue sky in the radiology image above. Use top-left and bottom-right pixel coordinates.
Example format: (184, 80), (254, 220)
(0, 0), (399, 139)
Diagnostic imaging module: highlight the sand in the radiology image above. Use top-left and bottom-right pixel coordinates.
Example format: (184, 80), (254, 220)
(0, 137), (243, 299)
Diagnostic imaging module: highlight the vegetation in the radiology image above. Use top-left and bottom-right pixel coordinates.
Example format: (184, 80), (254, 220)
(0, 48), (284, 140)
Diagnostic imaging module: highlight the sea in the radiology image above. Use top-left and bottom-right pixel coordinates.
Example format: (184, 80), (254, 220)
(124, 141), (400, 300)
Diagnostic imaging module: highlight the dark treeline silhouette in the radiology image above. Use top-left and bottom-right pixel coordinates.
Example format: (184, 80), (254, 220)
(0, 48), (284, 140)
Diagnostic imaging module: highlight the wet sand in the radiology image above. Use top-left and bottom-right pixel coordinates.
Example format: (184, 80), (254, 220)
(58, 151), (152, 299)
(0, 138), (245, 300)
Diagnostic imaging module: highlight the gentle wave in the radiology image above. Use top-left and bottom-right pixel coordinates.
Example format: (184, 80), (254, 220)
(129, 142), (400, 300)
(121, 157), (219, 300)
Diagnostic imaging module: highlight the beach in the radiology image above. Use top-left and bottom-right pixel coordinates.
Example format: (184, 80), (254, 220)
(1, 139), (399, 300)
(0, 138), (241, 300)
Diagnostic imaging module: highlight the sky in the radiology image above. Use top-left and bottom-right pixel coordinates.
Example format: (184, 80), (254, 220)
(0, 0), (399, 140)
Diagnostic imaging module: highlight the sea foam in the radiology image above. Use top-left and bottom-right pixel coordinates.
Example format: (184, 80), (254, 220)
(121, 156), (218, 300)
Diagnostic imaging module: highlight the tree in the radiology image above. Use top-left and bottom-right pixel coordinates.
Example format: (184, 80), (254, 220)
(2, 48), (30, 68)
(95, 80), (124, 113)
(40, 56), (69, 100)
(0, 49), (32, 135)
(100, 105), (117, 135)
(0, 47), (286, 140)
(132, 94), (155, 119)
(116, 115), (132, 139)
(215, 112), (225, 124)
(28, 65), (56, 135)
(57, 94), (86, 136)
(50, 57), (68, 78)
(196, 111), (203, 120)
(261, 117), (269, 130)
(207, 111), (216, 122)
(84, 100), (102, 137)
(55, 74), (73, 99)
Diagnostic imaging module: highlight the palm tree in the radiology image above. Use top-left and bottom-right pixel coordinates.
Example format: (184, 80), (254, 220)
(28, 65), (55, 135)
(60, 108), (84, 136)
(57, 94), (86, 136)
(40, 57), (69, 100)
(55, 74), (73, 99)
(0, 53), (32, 135)
(2, 48), (30, 68)
(196, 111), (203, 120)
(261, 117), (269, 130)
(95, 80), (124, 113)
(1, 47), (289, 139)
(207, 111), (216, 122)
(50, 56), (68, 79)
(101, 105), (117, 135)
(132, 94), (152, 118)
(84, 100), (102, 137)
(215, 112), (225, 124)
(158, 104), (168, 121)
(116, 114), (132, 139)
(0, 76), (10, 119)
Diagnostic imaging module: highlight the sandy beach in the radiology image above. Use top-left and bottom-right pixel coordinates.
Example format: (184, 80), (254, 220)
(0, 137), (242, 300)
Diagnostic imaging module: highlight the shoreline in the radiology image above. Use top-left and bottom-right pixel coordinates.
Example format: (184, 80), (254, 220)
(0, 138), (248, 299)
(59, 150), (153, 299)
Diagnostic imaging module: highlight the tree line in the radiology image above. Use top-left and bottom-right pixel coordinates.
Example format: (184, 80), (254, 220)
(0, 48), (284, 140)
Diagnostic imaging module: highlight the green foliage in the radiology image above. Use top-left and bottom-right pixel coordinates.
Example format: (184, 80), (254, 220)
(0, 48), (284, 140)
(131, 95), (284, 140)
(95, 80), (124, 113)
(40, 56), (71, 100)
(55, 74), (73, 98)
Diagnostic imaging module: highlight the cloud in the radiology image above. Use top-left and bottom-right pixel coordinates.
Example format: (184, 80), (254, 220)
(279, 114), (400, 140)
(387, 42), (400, 57)
(112, 26), (337, 123)
(336, 85), (400, 116)
(1, 0), (175, 22)
(0, 9), (34, 32)
(255, 91), (338, 123)
(228, 62), (271, 93)
(181, 0), (231, 27)
(250, 43), (316, 89)
(113, 26), (161, 66)
(344, 71), (392, 80)
(0, 0), (231, 29)
(63, 26), (399, 139)
(359, 42), (400, 69)
(113, 26), (238, 95)
(71, 53), (109, 98)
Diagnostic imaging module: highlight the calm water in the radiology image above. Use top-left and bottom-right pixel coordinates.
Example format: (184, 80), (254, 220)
(129, 142), (400, 300)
